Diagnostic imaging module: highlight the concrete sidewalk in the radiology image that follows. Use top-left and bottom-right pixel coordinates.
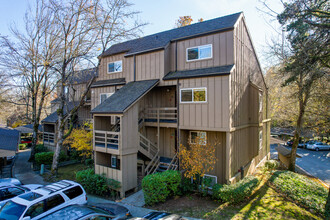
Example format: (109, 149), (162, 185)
(14, 149), (49, 185)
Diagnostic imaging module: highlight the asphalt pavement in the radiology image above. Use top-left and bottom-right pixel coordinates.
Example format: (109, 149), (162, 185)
(270, 143), (330, 186)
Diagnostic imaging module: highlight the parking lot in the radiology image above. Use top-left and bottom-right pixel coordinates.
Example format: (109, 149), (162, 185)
(270, 143), (330, 186)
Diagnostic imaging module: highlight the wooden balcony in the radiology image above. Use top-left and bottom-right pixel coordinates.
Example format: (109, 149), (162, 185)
(94, 130), (120, 154)
(143, 107), (177, 128)
(43, 132), (55, 146)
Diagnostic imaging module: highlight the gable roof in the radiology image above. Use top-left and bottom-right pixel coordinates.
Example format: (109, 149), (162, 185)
(91, 79), (159, 114)
(68, 67), (97, 85)
(101, 12), (242, 57)
(15, 124), (43, 134)
(91, 78), (126, 88)
(42, 102), (78, 123)
(163, 64), (234, 80)
(0, 127), (20, 152)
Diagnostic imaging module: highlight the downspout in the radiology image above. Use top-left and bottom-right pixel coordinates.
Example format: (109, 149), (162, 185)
(133, 55), (136, 82)
(175, 41), (180, 170)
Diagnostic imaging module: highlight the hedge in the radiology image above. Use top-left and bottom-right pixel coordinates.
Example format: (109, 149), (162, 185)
(75, 169), (120, 196)
(214, 176), (259, 204)
(35, 151), (68, 165)
(269, 170), (327, 215)
(142, 170), (181, 206)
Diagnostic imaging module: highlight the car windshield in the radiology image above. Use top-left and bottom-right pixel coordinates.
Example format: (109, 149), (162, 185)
(0, 201), (26, 220)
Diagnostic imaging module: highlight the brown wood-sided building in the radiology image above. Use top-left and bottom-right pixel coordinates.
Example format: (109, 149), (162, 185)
(42, 12), (270, 197)
(90, 12), (270, 197)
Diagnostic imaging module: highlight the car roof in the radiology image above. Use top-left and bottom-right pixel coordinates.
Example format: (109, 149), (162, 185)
(40, 205), (110, 220)
(11, 180), (80, 205)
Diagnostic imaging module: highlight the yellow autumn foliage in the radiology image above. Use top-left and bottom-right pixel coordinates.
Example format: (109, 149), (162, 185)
(178, 136), (217, 179)
(64, 122), (93, 158)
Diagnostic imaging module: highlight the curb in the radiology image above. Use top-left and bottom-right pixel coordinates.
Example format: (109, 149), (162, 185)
(295, 164), (329, 188)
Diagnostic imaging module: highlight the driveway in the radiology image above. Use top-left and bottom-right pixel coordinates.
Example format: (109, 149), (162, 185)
(270, 141), (330, 185)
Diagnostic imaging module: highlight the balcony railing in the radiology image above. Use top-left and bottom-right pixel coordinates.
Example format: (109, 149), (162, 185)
(94, 130), (120, 150)
(144, 107), (177, 123)
(43, 132), (55, 145)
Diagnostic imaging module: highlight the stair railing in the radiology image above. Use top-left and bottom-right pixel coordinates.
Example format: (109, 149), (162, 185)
(145, 153), (160, 175)
(167, 152), (179, 171)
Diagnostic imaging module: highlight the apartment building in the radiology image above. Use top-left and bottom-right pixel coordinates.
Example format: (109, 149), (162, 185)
(90, 12), (270, 197)
(42, 68), (96, 151)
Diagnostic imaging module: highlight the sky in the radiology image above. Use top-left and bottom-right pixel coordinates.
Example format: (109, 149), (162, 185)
(0, 0), (284, 70)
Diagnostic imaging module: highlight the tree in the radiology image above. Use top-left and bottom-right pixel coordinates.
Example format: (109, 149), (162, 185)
(175, 16), (193, 27)
(0, 0), (58, 160)
(273, 0), (329, 171)
(178, 136), (217, 180)
(48, 0), (145, 174)
(63, 122), (93, 160)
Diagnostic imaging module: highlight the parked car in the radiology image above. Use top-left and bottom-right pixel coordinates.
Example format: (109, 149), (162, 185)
(0, 184), (42, 206)
(40, 203), (131, 220)
(142, 211), (184, 220)
(306, 142), (330, 151)
(286, 140), (293, 147)
(286, 140), (305, 148)
(0, 180), (87, 220)
(0, 178), (21, 187)
(21, 137), (32, 145)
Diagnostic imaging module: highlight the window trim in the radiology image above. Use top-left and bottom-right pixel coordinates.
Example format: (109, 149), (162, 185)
(190, 131), (207, 145)
(186, 44), (213, 62)
(203, 174), (218, 188)
(259, 130), (263, 150)
(180, 87), (207, 103)
(107, 60), (123, 74)
(99, 93), (113, 104)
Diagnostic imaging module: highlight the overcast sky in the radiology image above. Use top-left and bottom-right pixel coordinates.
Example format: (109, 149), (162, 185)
(0, 0), (284, 70)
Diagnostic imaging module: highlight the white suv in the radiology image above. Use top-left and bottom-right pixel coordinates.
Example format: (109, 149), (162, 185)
(0, 180), (87, 220)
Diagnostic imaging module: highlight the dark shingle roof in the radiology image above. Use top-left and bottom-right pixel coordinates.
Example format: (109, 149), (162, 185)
(15, 124), (43, 133)
(42, 102), (77, 123)
(163, 65), (234, 80)
(0, 127), (20, 152)
(101, 12), (242, 57)
(68, 67), (97, 84)
(91, 79), (159, 114)
(91, 78), (126, 88)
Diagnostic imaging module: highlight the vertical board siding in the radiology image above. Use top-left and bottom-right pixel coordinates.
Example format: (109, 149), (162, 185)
(179, 76), (230, 130)
(174, 31), (234, 72)
(98, 53), (133, 81)
(91, 86), (116, 109)
(135, 50), (165, 82)
(145, 127), (176, 158)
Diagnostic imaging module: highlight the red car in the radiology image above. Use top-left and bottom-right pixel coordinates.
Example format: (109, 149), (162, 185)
(21, 137), (32, 146)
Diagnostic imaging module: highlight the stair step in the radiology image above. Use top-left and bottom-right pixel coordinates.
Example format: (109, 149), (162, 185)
(158, 164), (168, 170)
(160, 156), (172, 163)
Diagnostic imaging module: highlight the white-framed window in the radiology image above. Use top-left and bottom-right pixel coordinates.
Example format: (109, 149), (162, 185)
(259, 92), (263, 112)
(203, 174), (217, 188)
(100, 93), (113, 104)
(259, 130), (263, 150)
(180, 87), (207, 103)
(190, 131), (207, 145)
(108, 60), (122, 73)
(186, 44), (212, 61)
(111, 155), (117, 168)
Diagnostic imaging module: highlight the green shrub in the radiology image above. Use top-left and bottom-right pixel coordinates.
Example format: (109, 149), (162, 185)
(84, 158), (94, 166)
(35, 151), (68, 165)
(75, 169), (120, 196)
(211, 183), (223, 200)
(35, 144), (48, 153)
(218, 176), (259, 204)
(142, 170), (181, 206)
(269, 171), (327, 215)
(19, 144), (27, 150)
(180, 177), (196, 195)
(263, 160), (280, 171)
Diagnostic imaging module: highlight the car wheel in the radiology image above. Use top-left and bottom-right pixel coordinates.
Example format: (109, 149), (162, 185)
(315, 148), (319, 151)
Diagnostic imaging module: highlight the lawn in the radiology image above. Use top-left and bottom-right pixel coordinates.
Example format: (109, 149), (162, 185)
(43, 163), (91, 182)
(150, 173), (325, 220)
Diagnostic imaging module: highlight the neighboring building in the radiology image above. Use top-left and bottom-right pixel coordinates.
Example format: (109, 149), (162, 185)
(0, 126), (20, 162)
(90, 12), (271, 197)
(41, 68), (96, 151)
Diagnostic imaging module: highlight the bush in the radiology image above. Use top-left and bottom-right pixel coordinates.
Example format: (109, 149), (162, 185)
(35, 151), (68, 165)
(217, 176), (259, 204)
(84, 158), (94, 166)
(263, 160), (280, 172)
(19, 144), (27, 150)
(180, 177), (196, 195)
(35, 144), (48, 153)
(142, 170), (181, 206)
(75, 169), (120, 196)
(211, 184), (223, 200)
(269, 171), (327, 215)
